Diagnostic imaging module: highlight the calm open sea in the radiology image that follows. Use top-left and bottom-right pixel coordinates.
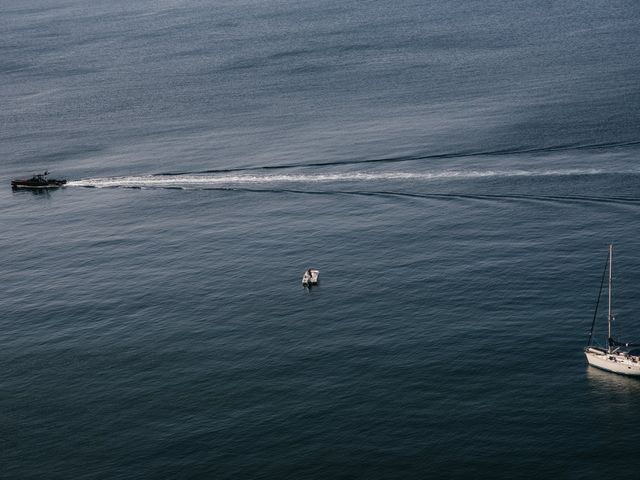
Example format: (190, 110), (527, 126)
(2, 0), (640, 478)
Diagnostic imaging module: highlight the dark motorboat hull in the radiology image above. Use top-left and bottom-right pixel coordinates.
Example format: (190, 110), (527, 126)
(11, 179), (67, 189)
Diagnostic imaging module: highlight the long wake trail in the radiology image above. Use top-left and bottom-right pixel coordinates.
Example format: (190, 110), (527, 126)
(67, 167), (611, 189)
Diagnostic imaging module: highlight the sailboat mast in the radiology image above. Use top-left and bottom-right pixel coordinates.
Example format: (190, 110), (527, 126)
(608, 244), (613, 349)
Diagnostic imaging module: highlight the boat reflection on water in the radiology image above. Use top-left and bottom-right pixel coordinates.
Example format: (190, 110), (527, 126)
(11, 187), (54, 197)
(587, 364), (640, 392)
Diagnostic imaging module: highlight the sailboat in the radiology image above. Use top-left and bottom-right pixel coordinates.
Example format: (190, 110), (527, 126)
(584, 245), (640, 375)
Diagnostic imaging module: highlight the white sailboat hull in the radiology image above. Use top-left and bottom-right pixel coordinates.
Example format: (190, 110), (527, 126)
(584, 348), (640, 376)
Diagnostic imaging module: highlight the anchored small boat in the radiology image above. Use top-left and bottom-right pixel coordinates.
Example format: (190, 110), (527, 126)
(302, 268), (319, 287)
(584, 244), (640, 376)
(11, 171), (67, 189)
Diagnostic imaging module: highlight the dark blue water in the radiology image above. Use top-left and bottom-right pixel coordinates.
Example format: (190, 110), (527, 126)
(3, 0), (640, 477)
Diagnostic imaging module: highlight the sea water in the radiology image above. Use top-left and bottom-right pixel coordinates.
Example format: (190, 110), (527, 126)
(2, 0), (640, 477)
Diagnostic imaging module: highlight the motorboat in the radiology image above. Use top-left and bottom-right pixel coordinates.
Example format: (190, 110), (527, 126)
(11, 171), (67, 189)
(302, 268), (319, 286)
(584, 244), (640, 375)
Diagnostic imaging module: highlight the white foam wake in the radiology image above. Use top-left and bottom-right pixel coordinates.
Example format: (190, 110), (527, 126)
(66, 168), (605, 188)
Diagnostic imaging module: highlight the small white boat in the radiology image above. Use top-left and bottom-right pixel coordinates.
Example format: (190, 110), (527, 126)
(302, 268), (319, 286)
(584, 245), (640, 376)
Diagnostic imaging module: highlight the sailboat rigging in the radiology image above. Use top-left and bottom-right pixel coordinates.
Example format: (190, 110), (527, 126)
(584, 245), (640, 375)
